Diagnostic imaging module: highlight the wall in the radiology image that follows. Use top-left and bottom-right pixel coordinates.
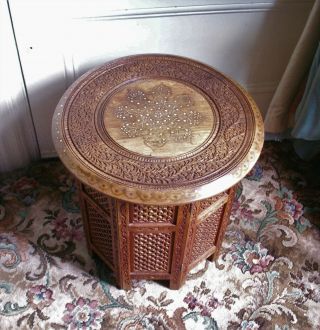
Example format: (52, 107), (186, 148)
(9, 0), (314, 157)
(0, 0), (39, 171)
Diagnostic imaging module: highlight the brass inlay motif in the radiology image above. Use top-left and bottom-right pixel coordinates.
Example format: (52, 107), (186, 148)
(103, 79), (214, 157)
(115, 83), (201, 148)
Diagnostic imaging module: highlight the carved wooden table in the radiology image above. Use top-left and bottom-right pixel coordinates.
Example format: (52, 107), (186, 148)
(52, 54), (264, 290)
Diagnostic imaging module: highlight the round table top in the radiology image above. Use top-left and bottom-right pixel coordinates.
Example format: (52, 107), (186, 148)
(52, 54), (264, 205)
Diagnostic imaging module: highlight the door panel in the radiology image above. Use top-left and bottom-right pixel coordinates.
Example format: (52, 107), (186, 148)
(9, 0), (313, 157)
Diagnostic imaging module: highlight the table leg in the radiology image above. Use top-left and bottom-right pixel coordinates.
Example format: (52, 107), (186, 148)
(210, 186), (235, 261)
(77, 181), (94, 256)
(115, 201), (131, 290)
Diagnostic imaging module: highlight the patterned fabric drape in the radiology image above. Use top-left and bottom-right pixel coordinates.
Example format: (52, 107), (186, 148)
(292, 43), (320, 160)
(264, 1), (320, 135)
(292, 43), (320, 140)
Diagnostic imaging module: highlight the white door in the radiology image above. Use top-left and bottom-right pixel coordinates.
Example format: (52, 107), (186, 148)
(9, 0), (314, 157)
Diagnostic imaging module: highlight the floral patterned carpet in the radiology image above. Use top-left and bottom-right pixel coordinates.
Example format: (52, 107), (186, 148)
(0, 142), (319, 330)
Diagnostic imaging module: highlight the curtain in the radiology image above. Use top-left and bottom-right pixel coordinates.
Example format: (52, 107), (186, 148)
(291, 43), (320, 160)
(264, 1), (320, 135)
(0, 1), (39, 173)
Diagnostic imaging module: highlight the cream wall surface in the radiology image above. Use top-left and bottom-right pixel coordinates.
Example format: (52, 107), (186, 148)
(3, 0), (315, 163)
(0, 1), (39, 172)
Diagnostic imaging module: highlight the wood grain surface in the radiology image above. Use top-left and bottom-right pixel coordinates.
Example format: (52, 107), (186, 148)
(103, 79), (215, 157)
(52, 54), (263, 205)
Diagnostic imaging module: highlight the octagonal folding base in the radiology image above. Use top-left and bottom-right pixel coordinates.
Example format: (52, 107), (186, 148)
(78, 181), (235, 290)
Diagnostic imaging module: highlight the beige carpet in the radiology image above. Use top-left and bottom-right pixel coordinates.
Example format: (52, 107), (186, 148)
(0, 142), (319, 329)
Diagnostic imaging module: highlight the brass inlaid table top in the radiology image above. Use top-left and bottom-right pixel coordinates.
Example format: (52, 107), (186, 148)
(52, 54), (264, 205)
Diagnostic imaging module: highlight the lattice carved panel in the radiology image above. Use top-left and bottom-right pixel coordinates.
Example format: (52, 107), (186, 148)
(131, 204), (176, 224)
(83, 184), (112, 214)
(86, 202), (114, 267)
(198, 192), (226, 214)
(132, 232), (172, 272)
(191, 205), (224, 264)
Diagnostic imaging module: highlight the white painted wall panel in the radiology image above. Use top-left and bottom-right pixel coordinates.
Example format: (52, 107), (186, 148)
(0, 0), (39, 171)
(9, 0), (314, 157)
